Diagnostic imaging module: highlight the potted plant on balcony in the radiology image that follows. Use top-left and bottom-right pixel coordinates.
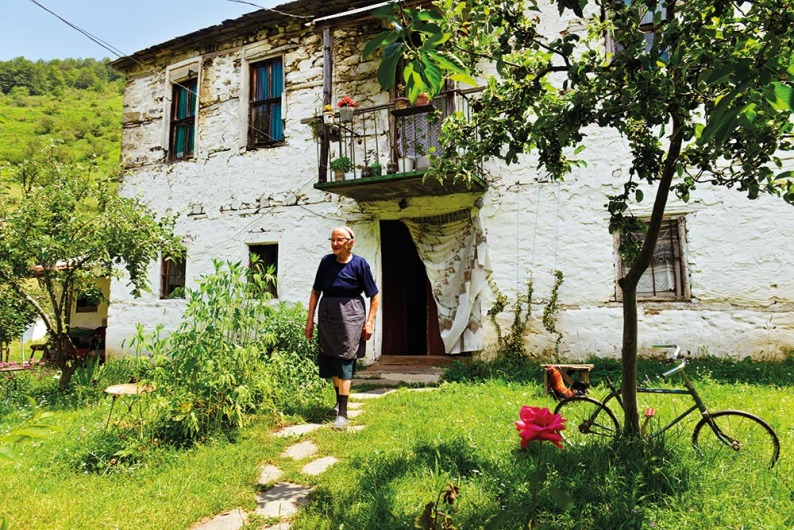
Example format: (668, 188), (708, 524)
(329, 156), (353, 181)
(337, 96), (357, 122)
(369, 160), (383, 177)
(414, 92), (430, 106)
(322, 104), (335, 125)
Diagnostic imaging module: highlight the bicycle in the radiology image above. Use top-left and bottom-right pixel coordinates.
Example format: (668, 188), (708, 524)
(553, 345), (780, 468)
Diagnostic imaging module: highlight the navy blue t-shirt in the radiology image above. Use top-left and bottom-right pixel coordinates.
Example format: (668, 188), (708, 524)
(312, 254), (379, 298)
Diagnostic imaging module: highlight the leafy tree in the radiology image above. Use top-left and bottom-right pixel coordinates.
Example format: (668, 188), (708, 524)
(0, 283), (38, 355)
(0, 144), (184, 388)
(367, 0), (794, 432)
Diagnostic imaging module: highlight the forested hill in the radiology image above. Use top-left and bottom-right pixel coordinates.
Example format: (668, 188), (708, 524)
(0, 58), (124, 176)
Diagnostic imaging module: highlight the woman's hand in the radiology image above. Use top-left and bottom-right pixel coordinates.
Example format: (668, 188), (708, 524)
(305, 320), (314, 340)
(362, 320), (374, 341)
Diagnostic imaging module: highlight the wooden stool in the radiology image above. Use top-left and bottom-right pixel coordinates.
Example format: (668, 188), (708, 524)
(542, 363), (593, 395)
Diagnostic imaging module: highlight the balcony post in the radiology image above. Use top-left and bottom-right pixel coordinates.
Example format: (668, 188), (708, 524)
(319, 27), (333, 183)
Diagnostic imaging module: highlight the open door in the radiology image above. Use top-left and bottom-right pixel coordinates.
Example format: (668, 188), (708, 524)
(380, 220), (444, 355)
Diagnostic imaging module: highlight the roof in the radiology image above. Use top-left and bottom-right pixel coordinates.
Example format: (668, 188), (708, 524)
(110, 0), (381, 72)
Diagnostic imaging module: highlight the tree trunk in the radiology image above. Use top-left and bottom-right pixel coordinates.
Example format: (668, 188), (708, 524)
(620, 280), (641, 434)
(618, 115), (684, 435)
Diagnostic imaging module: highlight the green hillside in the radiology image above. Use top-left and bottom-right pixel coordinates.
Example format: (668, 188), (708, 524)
(0, 58), (124, 176)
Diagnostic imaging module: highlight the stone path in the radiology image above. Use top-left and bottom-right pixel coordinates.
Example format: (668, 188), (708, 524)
(191, 373), (439, 530)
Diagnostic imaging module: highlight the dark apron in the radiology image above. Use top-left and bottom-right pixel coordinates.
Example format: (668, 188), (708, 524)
(317, 295), (366, 360)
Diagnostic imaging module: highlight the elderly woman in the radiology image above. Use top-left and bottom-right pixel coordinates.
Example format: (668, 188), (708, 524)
(305, 226), (379, 430)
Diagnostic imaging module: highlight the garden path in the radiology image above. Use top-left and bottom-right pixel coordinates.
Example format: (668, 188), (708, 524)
(191, 367), (441, 529)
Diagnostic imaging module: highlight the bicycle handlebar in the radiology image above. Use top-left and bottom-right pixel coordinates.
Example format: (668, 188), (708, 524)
(661, 358), (687, 378)
(652, 344), (685, 378)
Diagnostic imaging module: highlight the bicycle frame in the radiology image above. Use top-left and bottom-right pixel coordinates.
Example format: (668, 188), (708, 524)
(600, 365), (708, 439)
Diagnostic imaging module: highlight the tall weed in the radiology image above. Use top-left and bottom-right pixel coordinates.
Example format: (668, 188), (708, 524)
(125, 260), (326, 449)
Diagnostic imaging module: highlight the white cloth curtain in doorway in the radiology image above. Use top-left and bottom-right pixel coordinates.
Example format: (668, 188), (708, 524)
(401, 210), (491, 354)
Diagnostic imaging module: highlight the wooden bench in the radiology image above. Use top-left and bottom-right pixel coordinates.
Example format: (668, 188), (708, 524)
(542, 363), (594, 395)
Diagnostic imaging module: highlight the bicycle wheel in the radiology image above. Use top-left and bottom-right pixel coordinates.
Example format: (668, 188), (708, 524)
(692, 410), (780, 469)
(553, 396), (620, 448)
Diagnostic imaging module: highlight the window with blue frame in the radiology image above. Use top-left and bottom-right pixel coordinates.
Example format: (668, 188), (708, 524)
(249, 57), (284, 147)
(169, 78), (198, 161)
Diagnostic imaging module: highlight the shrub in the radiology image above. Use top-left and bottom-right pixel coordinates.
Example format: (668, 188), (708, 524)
(126, 260), (325, 447)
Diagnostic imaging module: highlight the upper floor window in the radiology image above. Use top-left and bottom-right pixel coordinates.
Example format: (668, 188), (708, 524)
(617, 217), (689, 301)
(169, 78), (198, 161)
(248, 58), (284, 147)
(160, 257), (186, 299)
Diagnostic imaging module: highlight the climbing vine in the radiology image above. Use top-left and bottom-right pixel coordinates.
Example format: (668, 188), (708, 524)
(488, 270), (565, 360)
(542, 270), (564, 351)
(488, 277), (533, 360)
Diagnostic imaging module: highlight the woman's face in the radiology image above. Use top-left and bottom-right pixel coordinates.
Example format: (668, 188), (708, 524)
(330, 229), (354, 257)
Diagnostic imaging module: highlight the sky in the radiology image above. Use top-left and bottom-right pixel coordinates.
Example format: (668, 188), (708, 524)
(0, 0), (283, 61)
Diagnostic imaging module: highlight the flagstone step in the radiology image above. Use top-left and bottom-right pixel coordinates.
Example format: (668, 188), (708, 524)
(302, 456), (339, 476)
(255, 483), (312, 519)
(282, 440), (317, 460)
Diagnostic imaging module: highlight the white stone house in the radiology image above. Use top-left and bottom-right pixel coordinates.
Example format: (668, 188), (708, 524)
(108, 0), (794, 362)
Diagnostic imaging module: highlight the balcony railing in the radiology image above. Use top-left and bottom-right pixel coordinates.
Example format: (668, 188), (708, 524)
(312, 89), (487, 201)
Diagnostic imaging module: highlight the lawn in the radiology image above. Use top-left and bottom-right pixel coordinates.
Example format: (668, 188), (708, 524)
(1, 357), (792, 529)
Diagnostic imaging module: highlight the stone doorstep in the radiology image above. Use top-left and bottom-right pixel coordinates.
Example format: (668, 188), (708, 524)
(256, 482), (313, 519)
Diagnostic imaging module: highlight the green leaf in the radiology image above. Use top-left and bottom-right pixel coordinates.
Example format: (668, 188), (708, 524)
(427, 50), (467, 75)
(700, 103), (744, 146)
(635, 189), (644, 202)
(377, 42), (404, 90)
(764, 82), (794, 112)
(371, 4), (398, 20)
(362, 30), (399, 59)
(416, 8), (444, 23)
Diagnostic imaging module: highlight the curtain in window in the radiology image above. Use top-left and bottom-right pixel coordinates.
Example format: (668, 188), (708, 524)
(251, 59), (284, 144)
(401, 210), (491, 354)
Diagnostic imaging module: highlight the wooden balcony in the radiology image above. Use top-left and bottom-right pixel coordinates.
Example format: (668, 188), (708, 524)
(312, 90), (487, 202)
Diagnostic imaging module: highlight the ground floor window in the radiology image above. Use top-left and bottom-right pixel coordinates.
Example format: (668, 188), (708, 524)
(160, 257), (186, 299)
(248, 243), (278, 298)
(617, 217), (689, 301)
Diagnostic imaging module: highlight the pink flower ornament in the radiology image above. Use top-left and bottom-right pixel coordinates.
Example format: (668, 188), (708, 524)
(515, 406), (567, 449)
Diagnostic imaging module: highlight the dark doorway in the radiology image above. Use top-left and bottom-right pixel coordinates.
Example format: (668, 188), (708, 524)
(380, 220), (444, 355)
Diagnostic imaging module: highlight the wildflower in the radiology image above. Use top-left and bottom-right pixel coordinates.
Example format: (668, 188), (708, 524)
(515, 405), (566, 449)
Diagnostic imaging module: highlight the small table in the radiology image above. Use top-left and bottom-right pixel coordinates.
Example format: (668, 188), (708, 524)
(104, 383), (155, 431)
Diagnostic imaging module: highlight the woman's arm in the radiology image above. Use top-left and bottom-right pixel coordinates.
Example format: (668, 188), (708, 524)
(362, 293), (379, 340)
(305, 289), (320, 339)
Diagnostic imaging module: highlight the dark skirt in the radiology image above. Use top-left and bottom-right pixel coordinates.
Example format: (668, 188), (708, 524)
(318, 354), (357, 380)
(317, 295), (366, 361)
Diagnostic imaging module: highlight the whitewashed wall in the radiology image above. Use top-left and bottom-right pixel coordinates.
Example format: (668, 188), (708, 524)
(109, 11), (794, 361)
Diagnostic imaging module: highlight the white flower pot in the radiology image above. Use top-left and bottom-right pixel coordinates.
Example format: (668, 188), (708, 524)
(339, 106), (354, 122)
(398, 157), (415, 173)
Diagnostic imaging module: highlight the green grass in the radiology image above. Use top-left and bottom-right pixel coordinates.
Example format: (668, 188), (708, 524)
(1, 358), (792, 529)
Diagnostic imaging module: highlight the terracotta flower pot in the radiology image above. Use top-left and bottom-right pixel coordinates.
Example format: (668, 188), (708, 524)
(414, 93), (430, 106)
